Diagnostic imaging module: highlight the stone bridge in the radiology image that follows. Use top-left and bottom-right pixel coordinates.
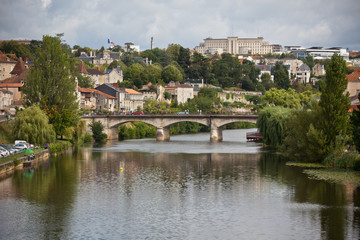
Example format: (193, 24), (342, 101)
(82, 114), (258, 142)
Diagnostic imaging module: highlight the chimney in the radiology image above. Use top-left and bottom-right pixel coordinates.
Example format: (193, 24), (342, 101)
(97, 66), (101, 71)
(263, 65), (266, 70)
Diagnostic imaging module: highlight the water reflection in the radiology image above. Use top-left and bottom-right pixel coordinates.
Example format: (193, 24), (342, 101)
(0, 129), (359, 239)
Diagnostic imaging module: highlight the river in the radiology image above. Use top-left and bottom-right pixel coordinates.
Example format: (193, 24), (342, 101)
(0, 129), (359, 240)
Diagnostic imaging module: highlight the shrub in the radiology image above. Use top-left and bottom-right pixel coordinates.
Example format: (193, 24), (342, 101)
(323, 152), (360, 170)
(89, 121), (107, 142)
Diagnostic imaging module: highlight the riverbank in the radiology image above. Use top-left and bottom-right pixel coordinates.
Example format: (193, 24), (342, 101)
(0, 149), (51, 178)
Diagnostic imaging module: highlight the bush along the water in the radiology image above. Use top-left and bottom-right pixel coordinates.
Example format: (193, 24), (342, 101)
(323, 152), (360, 171)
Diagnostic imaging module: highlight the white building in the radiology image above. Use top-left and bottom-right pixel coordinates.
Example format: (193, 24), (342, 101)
(296, 63), (311, 84)
(195, 37), (273, 55)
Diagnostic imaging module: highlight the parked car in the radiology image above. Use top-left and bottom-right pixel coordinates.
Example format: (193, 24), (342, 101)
(131, 111), (144, 115)
(13, 143), (28, 151)
(0, 145), (16, 155)
(0, 147), (9, 157)
(14, 140), (31, 149)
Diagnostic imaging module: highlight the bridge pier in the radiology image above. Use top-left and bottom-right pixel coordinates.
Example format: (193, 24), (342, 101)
(104, 127), (118, 140)
(156, 127), (170, 141)
(210, 127), (223, 142)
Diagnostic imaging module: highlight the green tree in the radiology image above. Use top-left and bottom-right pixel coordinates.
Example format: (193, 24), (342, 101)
(12, 105), (56, 145)
(89, 121), (107, 142)
(161, 64), (183, 83)
(260, 73), (275, 90)
(22, 35), (79, 138)
(257, 106), (291, 148)
(0, 40), (32, 60)
(273, 62), (290, 89)
(319, 53), (351, 154)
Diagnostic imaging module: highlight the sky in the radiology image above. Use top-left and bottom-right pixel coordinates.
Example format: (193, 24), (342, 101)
(1, 0), (360, 51)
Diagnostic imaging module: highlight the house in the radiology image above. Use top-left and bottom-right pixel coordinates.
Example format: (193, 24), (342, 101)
(256, 65), (274, 81)
(93, 50), (120, 65)
(0, 57), (27, 101)
(104, 66), (123, 84)
(0, 51), (17, 81)
(165, 82), (194, 104)
(296, 63), (311, 84)
(283, 59), (304, 76)
(346, 71), (360, 97)
(94, 89), (116, 112)
(95, 83), (126, 112)
(124, 89), (143, 112)
(77, 61), (105, 86)
(312, 63), (326, 76)
(139, 83), (157, 101)
(73, 51), (94, 63)
(0, 88), (13, 115)
(77, 87), (97, 111)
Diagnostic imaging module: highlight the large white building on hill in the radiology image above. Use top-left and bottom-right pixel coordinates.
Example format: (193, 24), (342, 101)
(194, 37), (274, 55)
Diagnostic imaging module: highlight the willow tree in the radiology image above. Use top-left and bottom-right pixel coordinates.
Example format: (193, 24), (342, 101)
(12, 105), (56, 145)
(318, 53), (350, 154)
(257, 106), (291, 148)
(22, 35), (79, 139)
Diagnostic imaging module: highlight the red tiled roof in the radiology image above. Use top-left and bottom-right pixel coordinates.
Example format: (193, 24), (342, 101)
(125, 89), (142, 94)
(0, 83), (24, 87)
(12, 100), (26, 106)
(78, 86), (95, 93)
(93, 89), (116, 99)
(346, 71), (360, 82)
(78, 62), (88, 73)
(86, 68), (104, 75)
(10, 57), (26, 75)
(1, 70), (27, 84)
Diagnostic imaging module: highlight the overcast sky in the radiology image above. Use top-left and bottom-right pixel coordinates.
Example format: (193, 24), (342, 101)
(1, 0), (360, 51)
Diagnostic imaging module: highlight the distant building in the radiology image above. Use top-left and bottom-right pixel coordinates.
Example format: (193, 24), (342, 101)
(73, 51), (94, 63)
(165, 82), (194, 104)
(296, 63), (311, 84)
(0, 88), (13, 113)
(95, 83), (126, 111)
(93, 50), (120, 65)
(0, 51), (17, 81)
(0, 57), (27, 101)
(124, 89), (143, 112)
(104, 66), (123, 84)
(77, 61), (105, 86)
(289, 47), (349, 60)
(346, 71), (360, 97)
(312, 63), (326, 76)
(194, 37), (273, 55)
(256, 65), (274, 81)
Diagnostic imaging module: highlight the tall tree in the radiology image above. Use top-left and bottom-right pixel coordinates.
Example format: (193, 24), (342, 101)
(273, 62), (290, 89)
(318, 53), (350, 154)
(22, 35), (79, 138)
(161, 64), (183, 83)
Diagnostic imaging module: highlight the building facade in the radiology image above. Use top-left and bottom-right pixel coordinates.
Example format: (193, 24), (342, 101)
(195, 37), (273, 55)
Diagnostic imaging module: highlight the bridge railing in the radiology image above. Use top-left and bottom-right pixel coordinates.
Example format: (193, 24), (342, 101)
(82, 112), (258, 117)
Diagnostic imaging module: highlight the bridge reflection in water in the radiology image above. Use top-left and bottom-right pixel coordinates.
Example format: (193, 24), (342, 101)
(82, 114), (258, 142)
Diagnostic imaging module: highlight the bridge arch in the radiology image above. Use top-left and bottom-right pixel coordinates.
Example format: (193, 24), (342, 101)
(82, 114), (257, 142)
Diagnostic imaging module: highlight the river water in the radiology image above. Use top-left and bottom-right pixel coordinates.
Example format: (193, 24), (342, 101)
(0, 129), (359, 240)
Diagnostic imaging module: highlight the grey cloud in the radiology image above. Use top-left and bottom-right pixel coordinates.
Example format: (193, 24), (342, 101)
(0, 0), (359, 50)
